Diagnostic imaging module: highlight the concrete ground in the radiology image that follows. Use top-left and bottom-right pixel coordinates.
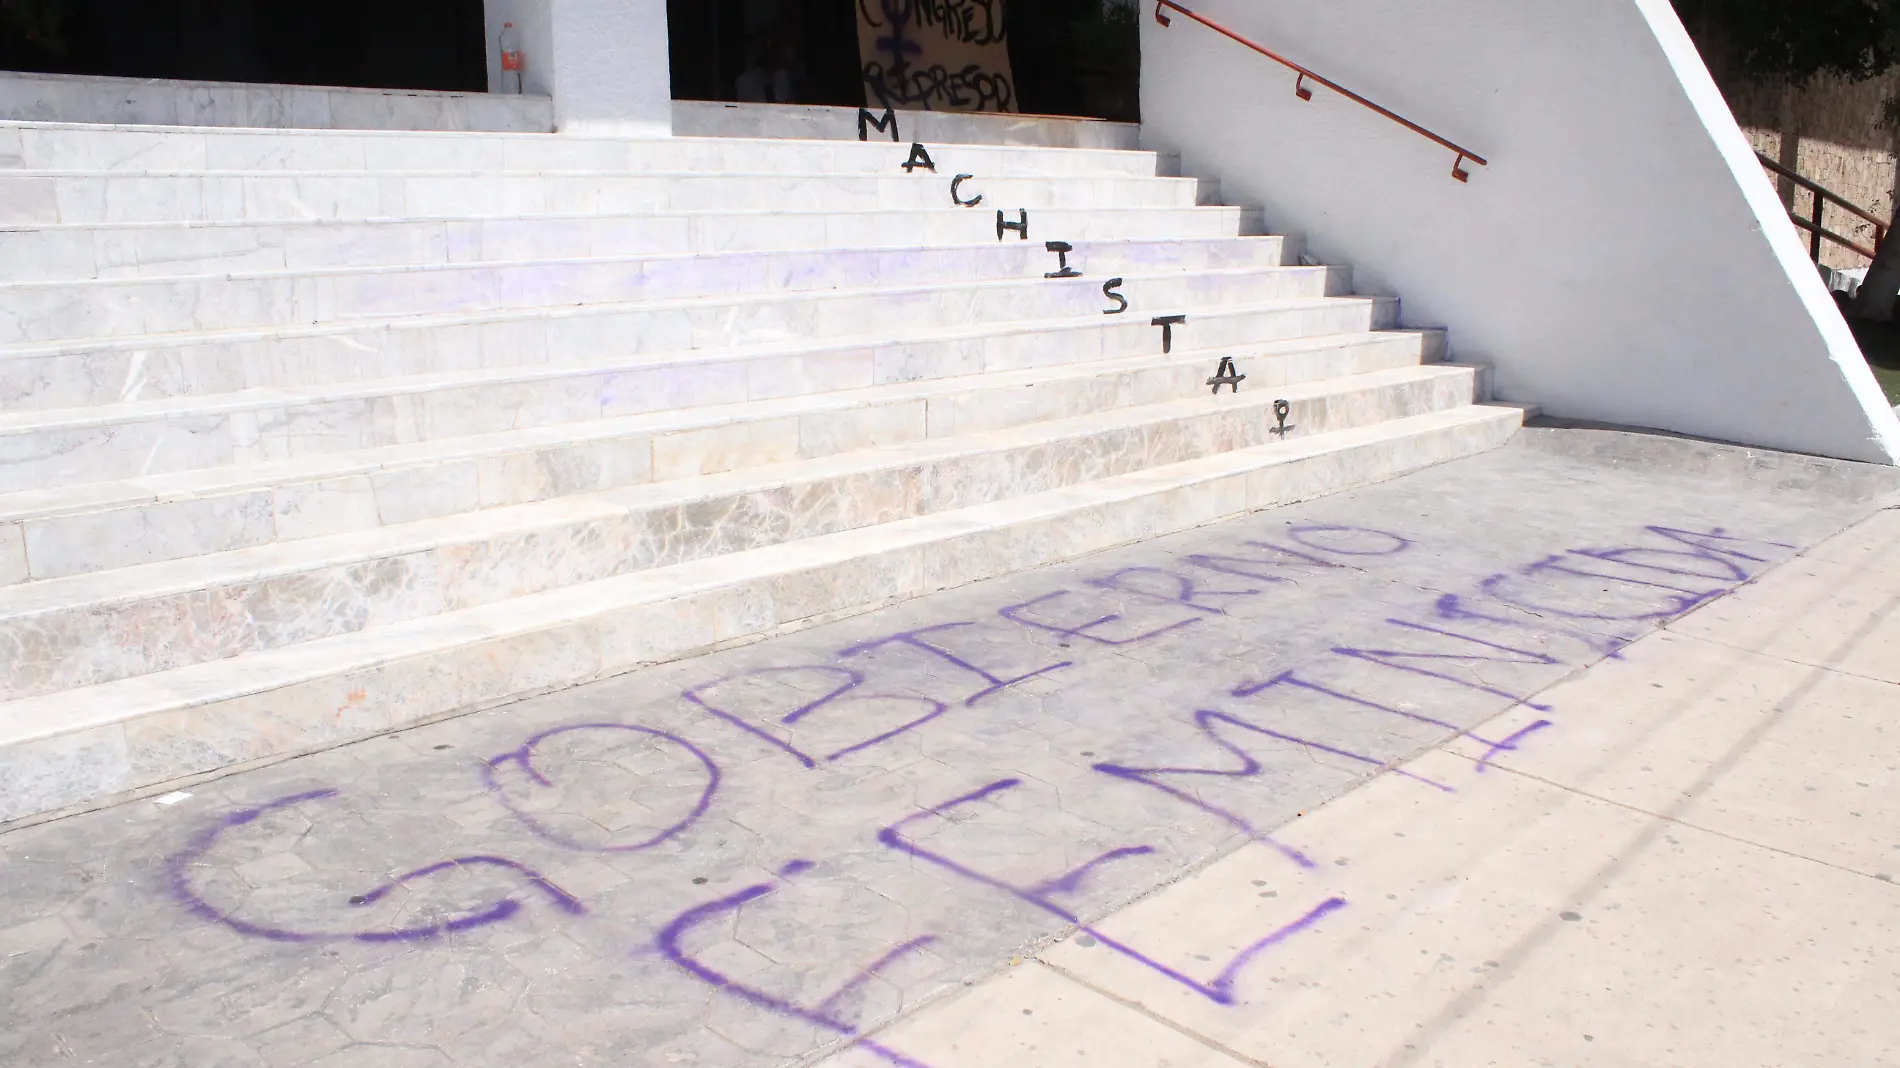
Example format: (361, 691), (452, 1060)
(2, 425), (1896, 1068)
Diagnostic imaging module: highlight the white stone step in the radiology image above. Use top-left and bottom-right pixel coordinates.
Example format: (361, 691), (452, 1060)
(0, 403), (1523, 824)
(0, 295), (1396, 491)
(674, 101), (1142, 149)
(0, 266), (1346, 413)
(0, 333), (1442, 583)
(0, 204), (1261, 284)
(0, 121), (1162, 176)
(0, 72), (554, 133)
(0, 237), (1295, 346)
(0, 365), (1479, 703)
(0, 170), (1209, 226)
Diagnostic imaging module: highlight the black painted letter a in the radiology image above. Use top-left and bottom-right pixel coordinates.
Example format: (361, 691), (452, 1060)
(903, 143), (937, 173)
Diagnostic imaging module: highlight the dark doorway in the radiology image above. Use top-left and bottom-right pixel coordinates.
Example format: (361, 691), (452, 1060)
(667, 0), (864, 109)
(1011, 0), (1141, 123)
(667, 0), (1140, 122)
(0, 0), (488, 92)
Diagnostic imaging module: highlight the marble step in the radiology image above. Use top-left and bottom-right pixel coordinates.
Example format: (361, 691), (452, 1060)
(0, 122), (1163, 177)
(0, 295), (1397, 491)
(674, 101), (1143, 149)
(0, 170), (1210, 227)
(2, 204), (1262, 284)
(0, 365), (1481, 703)
(0, 237), (1296, 346)
(0, 403), (1525, 825)
(0, 333), (1443, 583)
(0, 73), (555, 134)
(0, 264), (1352, 411)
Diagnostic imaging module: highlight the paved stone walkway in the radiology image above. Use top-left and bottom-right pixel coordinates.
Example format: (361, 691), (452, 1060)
(2, 427), (1894, 1068)
(821, 490), (1900, 1068)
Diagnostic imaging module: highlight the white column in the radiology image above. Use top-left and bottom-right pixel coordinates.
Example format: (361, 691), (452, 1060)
(485, 0), (673, 137)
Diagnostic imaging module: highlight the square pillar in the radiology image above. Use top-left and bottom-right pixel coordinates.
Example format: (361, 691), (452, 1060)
(485, 0), (673, 136)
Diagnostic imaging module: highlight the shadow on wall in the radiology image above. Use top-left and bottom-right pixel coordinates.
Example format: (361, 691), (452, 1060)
(0, 0), (488, 91)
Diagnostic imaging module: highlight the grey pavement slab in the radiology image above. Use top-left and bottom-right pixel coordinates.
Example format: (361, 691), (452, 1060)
(1, 426), (1895, 1068)
(1017, 502), (1900, 1068)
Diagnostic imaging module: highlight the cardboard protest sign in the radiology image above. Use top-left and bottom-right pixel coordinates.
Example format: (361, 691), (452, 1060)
(858, 0), (1016, 113)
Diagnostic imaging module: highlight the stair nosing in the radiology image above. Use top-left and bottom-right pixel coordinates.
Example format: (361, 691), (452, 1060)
(0, 264), (1342, 361)
(5, 121), (1159, 156)
(0, 235), (1291, 292)
(0, 336), (1449, 522)
(0, 365), (1478, 617)
(0, 165), (1196, 180)
(0, 405), (1523, 746)
(0, 296), (1397, 437)
(0, 203), (1252, 236)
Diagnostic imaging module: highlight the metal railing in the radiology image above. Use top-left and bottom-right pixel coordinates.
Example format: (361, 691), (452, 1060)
(1757, 152), (1887, 263)
(1153, 0), (1488, 182)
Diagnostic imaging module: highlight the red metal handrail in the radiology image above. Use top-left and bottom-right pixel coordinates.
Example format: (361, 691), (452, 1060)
(1756, 152), (1886, 263)
(1154, 0), (1488, 183)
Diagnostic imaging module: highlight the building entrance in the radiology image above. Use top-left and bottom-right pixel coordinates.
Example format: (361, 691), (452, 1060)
(666, 0), (1140, 123)
(0, 0), (487, 92)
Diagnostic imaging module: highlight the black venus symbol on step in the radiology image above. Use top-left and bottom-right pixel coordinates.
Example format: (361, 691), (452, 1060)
(1207, 356), (1245, 394)
(1271, 399), (1293, 437)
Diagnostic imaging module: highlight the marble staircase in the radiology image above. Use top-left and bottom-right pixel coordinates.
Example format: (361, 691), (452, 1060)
(0, 115), (1525, 824)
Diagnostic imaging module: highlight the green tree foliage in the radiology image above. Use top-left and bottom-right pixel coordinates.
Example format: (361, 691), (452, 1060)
(1672, 3), (1900, 318)
(1675, 0), (1899, 84)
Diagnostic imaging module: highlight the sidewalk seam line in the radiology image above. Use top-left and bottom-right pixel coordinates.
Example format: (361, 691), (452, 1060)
(1036, 958), (1280, 1068)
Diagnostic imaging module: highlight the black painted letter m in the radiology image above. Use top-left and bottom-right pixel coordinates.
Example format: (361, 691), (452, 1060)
(859, 107), (901, 142)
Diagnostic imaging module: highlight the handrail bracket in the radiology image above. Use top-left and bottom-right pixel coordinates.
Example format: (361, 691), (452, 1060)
(1153, 0), (1487, 184)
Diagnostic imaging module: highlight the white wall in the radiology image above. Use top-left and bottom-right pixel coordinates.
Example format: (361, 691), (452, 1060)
(484, 0), (671, 136)
(484, 0), (554, 98)
(1140, 0), (1900, 465)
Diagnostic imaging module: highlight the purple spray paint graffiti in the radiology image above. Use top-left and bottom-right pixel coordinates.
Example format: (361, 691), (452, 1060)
(164, 517), (1802, 1068)
(484, 723), (721, 852)
(1331, 620), (1561, 713)
(684, 665), (951, 768)
(1089, 696), (1459, 873)
(168, 789), (583, 944)
(880, 778), (1346, 1005)
(841, 621), (1073, 705)
(1474, 720), (1557, 773)
(1473, 527), (1790, 626)
(656, 858), (941, 1068)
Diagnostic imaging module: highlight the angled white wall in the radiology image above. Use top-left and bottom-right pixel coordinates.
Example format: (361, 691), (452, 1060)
(1139, 0), (1900, 464)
